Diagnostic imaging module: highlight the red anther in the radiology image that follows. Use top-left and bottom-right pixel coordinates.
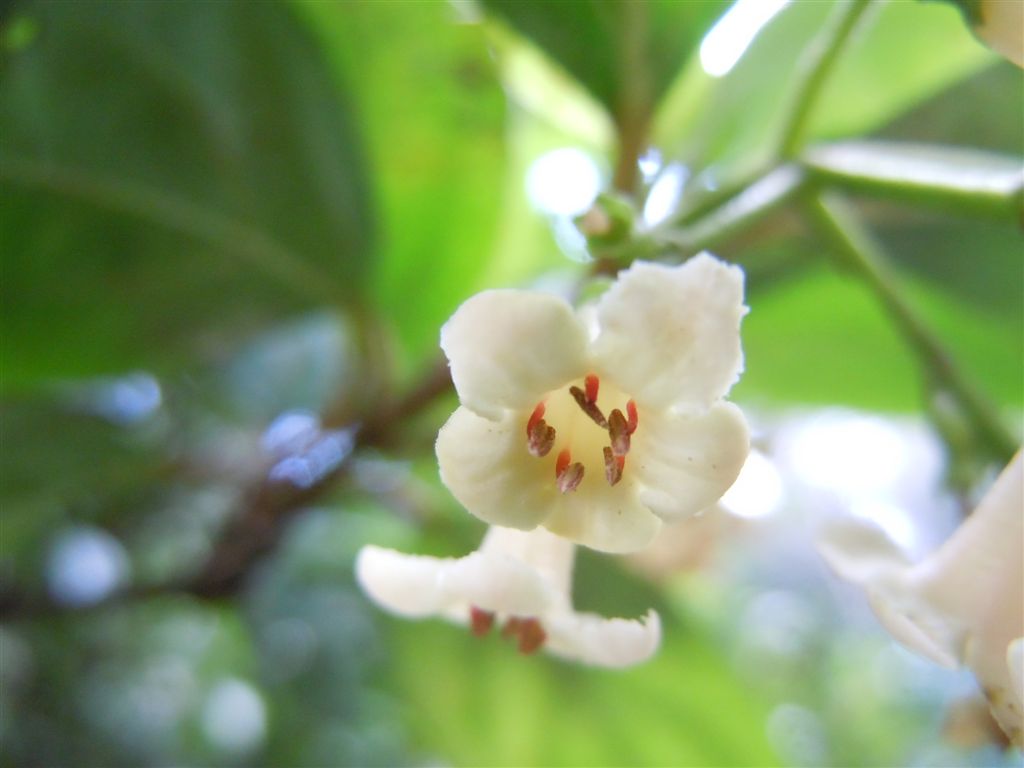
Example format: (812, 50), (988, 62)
(584, 374), (600, 404)
(527, 419), (556, 458)
(516, 618), (547, 655)
(526, 402), (546, 437)
(501, 617), (522, 639)
(608, 409), (631, 457)
(470, 606), (495, 636)
(555, 448), (571, 477)
(603, 447), (625, 486)
(556, 461), (585, 494)
(626, 400), (639, 435)
(569, 386), (608, 428)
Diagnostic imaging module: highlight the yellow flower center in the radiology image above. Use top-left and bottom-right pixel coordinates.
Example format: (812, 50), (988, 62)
(524, 373), (638, 493)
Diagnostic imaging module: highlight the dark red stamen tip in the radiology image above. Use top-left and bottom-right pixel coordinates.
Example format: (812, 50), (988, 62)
(502, 616), (522, 639)
(556, 461), (585, 493)
(608, 409), (631, 457)
(526, 402), (546, 437)
(584, 374), (600, 404)
(555, 448), (571, 477)
(470, 606), (495, 636)
(570, 386), (608, 429)
(603, 446), (624, 486)
(626, 399), (639, 434)
(527, 418), (556, 457)
(517, 618), (547, 655)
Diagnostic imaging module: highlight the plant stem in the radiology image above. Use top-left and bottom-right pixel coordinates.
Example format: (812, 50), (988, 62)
(775, 0), (874, 159)
(807, 194), (1017, 461)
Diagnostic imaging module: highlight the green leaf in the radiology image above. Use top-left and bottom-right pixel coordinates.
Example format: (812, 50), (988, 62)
(481, 0), (730, 133)
(0, 1), (373, 389)
(735, 264), (1022, 410)
(656, 0), (995, 170)
(385, 599), (780, 767)
(298, 2), (511, 369)
(804, 141), (1024, 220)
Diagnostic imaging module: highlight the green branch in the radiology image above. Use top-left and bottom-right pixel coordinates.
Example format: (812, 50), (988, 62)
(806, 194), (1017, 461)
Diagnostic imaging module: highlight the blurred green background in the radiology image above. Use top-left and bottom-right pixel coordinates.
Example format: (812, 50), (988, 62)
(1, 0), (1021, 766)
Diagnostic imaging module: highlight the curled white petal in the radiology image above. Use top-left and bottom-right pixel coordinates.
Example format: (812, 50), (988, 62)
(437, 406), (556, 530)
(442, 550), (553, 616)
(592, 254), (747, 411)
(633, 401), (750, 523)
(819, 452), (1024, 745)
(546, 609), (661, 668)
(355, 545), (451, 618)
(441, 290), (589, 419)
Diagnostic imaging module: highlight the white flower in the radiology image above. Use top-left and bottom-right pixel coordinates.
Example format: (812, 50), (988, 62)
(436, 254), (750, 553)
(819, 452), (1024, 747)
(355, 525), (661, 668)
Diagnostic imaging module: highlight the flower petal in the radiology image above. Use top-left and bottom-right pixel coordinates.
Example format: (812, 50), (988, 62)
(545, 609), (661, 668)
(441, 289), (589, 419)
(544, 476), (662, 554)
(436, 406), (558, 530)
(442, 550), (554, 617)
(631, 401), (750, 523)
(355, 545), (451, 618)
(591, 254), (746, 410)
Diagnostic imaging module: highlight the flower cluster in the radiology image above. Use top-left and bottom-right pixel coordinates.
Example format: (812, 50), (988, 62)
(820, 452), (1023, 746)
(356, 254), (750, 667)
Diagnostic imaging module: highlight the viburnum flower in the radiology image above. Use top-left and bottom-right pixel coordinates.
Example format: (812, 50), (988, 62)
(355, 525), (660, 668)
(819, 452), (1023, 747)
(435, 254), (750, 554)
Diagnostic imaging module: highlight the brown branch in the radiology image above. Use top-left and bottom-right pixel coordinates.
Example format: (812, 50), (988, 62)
(0, 360), (454, 622)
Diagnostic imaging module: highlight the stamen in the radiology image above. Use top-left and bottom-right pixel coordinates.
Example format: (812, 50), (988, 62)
(516, 618), (547, 655)
(603, 446), (625, 486)
(626, 399), (638, 435)
(501, 617), (522, 639)
(569, 386), (608, 428)
(470, 606), (495, 636)
(555, 448), (571, 477)
(584, 373), (599, 404)
(608, 409), (631, 457)
(527, 418), (556, 457)
(556, 461), (585, 493)
(526, 402), (546, 437)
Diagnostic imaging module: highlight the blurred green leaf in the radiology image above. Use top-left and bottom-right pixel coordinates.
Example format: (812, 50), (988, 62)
(0, 0), (373, 389)
(298, 2), (510, 371)
(736, 264), (1022, 410)
(657, 0), (995, 170)
(385, 606), (779, 767)
(481, 0), (730, 137)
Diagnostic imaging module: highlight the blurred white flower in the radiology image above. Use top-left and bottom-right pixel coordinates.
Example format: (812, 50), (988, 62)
(356, 526), (660, 668)
(819, 452), (1023, 746)
(436, 254), (750, 553)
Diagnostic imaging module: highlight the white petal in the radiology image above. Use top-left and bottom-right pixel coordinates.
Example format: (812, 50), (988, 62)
(436, 406), (557, 530)
(817, 518), (963, 668)
(441, 290), (589, 419)
(915, 452), (1023, 629)
(631, 401), (750, 523)
(544, 477), (662, 554)
(545, 609), (661, 668)
(479, 526), (576, 599)
(591, 254), (746, 410)
(442, 550), (554, 617)
(355, 545), (451, 618)
(1009, 639), (1024, 718)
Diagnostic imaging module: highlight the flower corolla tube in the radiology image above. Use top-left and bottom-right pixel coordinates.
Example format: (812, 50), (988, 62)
(436, 254), (751, 554)
(819, 452), (1024, 747)
(356, 526), (661, 668)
